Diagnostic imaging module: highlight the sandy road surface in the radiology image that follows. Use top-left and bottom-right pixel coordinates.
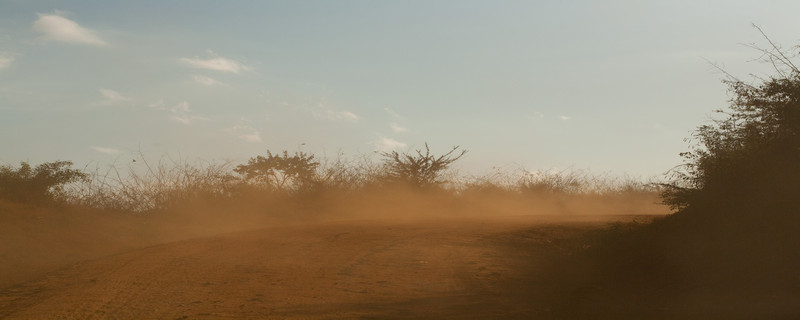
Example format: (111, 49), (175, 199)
(0, 215), (635, 319)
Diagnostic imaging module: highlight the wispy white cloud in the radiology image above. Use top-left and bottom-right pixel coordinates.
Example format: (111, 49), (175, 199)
(170, 101), (192, 124)
(528, 112), (544, 120)
(147, 99), (207, 124)
(97, 88), (129, 106)
(313, 109), (360, 123)
(373, 137), (407, 151)
(90, 146), (121, 155)
(172, 101), (190, 113)
(559, 115), (571, 121)
(338, 111), (360, 122)
(390, 123), (407, 133)
(192, 74), (222, 86)
(239, 131), (262, 143)
(180, 52), (247, 73)
(164, 101), (207, 125)
(224, 125), (262, 142)
(171, 115), (193, 125)
(33, 12), (107, 46)
(278, 93), (359, 123)
(148, 99), (167, 110)
(0, 53), (13, 70)
(384, 107), (403, 119)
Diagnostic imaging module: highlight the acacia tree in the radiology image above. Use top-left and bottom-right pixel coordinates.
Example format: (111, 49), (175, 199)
(234, 151), (320, 192)
(663, 30), (800, 217)
(0, 160), (88, 205)
(380, 143), (467, 188)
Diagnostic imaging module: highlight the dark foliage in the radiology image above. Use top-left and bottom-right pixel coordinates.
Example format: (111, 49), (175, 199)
(663, 68), (800, 219)
(541, 32), (800, 318)
(234, 151), (320, 192)
(0, 161), (87, 205)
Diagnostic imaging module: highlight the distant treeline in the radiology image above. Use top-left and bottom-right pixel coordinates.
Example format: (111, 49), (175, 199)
(0, 143), (664, 217)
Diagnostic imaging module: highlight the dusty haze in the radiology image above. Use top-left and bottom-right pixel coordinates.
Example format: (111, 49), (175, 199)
(0, 188), (666, 318)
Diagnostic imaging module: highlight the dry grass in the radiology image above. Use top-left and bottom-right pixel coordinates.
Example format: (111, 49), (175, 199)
(66, 154), (238, 213)
(53, 152), (667, 221)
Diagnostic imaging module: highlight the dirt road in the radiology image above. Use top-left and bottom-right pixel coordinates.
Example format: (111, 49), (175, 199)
(0, 215), (636, 319)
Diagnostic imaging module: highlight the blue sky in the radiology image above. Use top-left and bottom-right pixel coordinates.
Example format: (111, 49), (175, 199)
(2, 1), (800, 178)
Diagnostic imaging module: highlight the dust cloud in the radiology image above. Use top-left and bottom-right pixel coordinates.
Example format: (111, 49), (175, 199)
(0, 185), (667, 318)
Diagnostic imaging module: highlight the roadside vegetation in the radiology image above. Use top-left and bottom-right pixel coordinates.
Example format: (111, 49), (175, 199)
(10, 38), (800, 314)
(0, 160), (87, 205)
(0, 143), (663, 219)
(537, 31), (800, 318)
(0, 144), (664, 292)
(20, 34), (800, 320)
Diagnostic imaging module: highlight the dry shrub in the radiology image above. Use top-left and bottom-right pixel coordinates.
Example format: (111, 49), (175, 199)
(458, 168), (666, 217)
(68, 155), (237, 213)
(47, 146), (665, 221)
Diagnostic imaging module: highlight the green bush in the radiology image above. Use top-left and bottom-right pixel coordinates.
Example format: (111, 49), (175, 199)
(0, 161), (87, 205)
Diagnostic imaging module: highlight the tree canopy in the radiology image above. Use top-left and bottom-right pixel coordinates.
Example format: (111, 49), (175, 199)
(234, 151), (319, 191)
(0, 161), (87, 205)
(663, 36), (800, 218)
